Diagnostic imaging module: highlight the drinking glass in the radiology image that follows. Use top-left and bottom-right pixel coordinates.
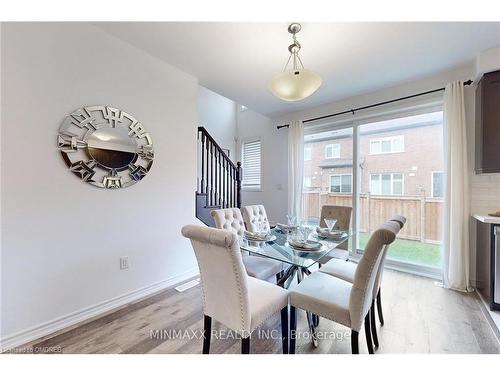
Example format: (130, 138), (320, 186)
(299, 225), (313, 241)
(286, 214), (296, 226)
(324, 218), (337, 232)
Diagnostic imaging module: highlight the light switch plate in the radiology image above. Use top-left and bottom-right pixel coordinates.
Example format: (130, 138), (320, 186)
(120, 257), (129, 270)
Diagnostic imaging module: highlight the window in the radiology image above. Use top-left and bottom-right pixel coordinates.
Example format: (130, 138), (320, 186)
(325, 144), (340, 159)
(330, 174), (352, 193)
(304, 147), (312, 161)
(432, 171), (444, 198)
(303, 176), (312, 188)
(241, 139), (261, 190)
(370, 173), (404, 195)
(370, 136), (404, 154)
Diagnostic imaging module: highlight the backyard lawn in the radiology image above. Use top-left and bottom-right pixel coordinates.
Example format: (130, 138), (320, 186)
(358, 233), (442, 268)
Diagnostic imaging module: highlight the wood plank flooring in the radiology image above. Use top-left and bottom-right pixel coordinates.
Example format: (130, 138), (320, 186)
(23, 270), (500, 354)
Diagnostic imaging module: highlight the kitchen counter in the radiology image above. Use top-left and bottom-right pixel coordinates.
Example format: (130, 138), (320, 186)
(473, 214), (500, 224)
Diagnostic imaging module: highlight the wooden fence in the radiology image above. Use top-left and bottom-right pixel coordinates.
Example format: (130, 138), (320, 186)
(301, 192), (443, 244)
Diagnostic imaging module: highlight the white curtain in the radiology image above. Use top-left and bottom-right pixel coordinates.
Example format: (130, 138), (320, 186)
(288, 120), (304, 219)
(443, 81), (472, 292)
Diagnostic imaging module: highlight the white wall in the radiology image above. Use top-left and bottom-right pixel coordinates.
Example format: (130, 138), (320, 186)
(198, 86), (237, 160)
(236, 108), (288, 223)
(0, 23), (199, 345)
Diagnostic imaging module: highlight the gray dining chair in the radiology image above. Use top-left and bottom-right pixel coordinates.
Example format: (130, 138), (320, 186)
(318, 215), (406, 349)
(289, 221), (399, 354)
(211, 208), (283, 282)
(181, 225), (289, 354)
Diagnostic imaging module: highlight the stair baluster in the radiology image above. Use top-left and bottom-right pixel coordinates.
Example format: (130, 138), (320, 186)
(195, 127), (242, 226)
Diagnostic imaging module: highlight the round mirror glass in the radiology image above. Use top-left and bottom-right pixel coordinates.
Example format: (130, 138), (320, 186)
(87, 127), (137, 169)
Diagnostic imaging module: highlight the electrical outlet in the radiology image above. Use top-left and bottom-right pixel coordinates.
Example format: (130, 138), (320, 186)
(120, 256), (129, 270)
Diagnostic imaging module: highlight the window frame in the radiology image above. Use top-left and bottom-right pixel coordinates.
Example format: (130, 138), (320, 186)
(370, 173), (405, 196)
(431, 171), (444, 198)
(329, 173), (352, 194)
(240, 137), (262, 191)
(324, 143), (341, 159)
(304, 147), (312, 161)
(369, 135), (405, 155)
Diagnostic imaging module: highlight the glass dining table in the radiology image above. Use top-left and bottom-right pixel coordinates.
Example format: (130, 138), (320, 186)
(240, 226), (351, 346)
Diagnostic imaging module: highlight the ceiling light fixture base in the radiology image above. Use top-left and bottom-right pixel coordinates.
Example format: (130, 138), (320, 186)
(287, 23), (302, 35)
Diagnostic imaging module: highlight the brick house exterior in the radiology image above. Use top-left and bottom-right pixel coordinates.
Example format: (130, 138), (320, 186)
(303, 119), (444, 198)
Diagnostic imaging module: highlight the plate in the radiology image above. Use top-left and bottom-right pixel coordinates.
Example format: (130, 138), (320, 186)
(276, 223), (299, 232)
(316, 227), (347, 240)
(244, 233), (276, 242)
(288, 239), (323, 252)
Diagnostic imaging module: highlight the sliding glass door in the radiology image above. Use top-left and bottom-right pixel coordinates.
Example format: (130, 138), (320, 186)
(301, 105), (445, 277)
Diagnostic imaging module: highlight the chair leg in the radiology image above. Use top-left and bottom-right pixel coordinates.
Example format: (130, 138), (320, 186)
(276, 270), (284, 285)
(202, 315), (211, 354)
(289, 306), (297, 354)
(376, 289), (384, 326)
(280, 306), (289, 354)
(364, 312), (374, 354)
(351, 330), (359, 354)
(241, 336), (250, 354)
(370, 301), (379, 349)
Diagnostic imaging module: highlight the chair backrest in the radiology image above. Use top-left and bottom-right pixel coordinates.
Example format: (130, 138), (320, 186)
(319, 205), (352, 230)
(181, 225), (251, 335)
(371, 215), (406, 298)
(211, 208), (246, 237)
(320, 205), (352, 250)
(389, 214), (406, 230)
(241, 205), (270, 233)
(348, 221), (399, 331)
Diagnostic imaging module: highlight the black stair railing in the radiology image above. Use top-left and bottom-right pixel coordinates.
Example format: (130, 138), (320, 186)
(197, 127), (241, 211)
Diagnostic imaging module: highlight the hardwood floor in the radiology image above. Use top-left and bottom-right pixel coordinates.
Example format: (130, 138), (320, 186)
(25, 270), (500, 354)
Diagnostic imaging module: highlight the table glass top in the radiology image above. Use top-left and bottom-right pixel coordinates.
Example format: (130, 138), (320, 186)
(239, 227), (351, 268)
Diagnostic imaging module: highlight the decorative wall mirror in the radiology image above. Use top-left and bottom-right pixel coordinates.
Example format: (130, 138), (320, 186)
(57, 105), (154, 188)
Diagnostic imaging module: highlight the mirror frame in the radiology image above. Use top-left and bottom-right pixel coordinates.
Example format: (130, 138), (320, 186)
(57, 105), (154, 189)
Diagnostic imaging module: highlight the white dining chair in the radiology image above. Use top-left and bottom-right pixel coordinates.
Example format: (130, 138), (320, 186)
(181, 225), (289, 354)
(241, 205), (271, 233)
(318, 215), (406, 349)
(211, 208), (284, 282)
(289, 221), (399, 354)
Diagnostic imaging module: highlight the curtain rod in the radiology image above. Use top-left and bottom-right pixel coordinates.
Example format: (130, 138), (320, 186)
(276, 79), (473, 129)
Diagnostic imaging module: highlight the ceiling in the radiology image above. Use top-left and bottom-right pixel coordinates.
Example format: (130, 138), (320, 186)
(97, 22), (500, 117)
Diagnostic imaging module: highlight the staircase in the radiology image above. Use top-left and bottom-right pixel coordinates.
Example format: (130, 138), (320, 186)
(196, 126), (241, 226)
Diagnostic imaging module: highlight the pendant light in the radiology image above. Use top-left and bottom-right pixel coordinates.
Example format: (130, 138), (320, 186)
(268, 23), (322, 101)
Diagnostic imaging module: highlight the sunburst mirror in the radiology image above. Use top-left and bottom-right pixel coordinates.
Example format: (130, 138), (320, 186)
(57, 105), (154, 188)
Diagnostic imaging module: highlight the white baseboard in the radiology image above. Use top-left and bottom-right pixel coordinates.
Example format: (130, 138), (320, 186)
(0, 268), (199, 352)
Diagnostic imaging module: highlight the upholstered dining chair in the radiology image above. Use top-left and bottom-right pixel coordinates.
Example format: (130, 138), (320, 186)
(211, 208), (283, 282)
(318, 215), (406, 349)
(241, 205), (271, 233)
(289, 221), (399, 354)
(181, 225), (289, 354)
(319, 205), (352, 261)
